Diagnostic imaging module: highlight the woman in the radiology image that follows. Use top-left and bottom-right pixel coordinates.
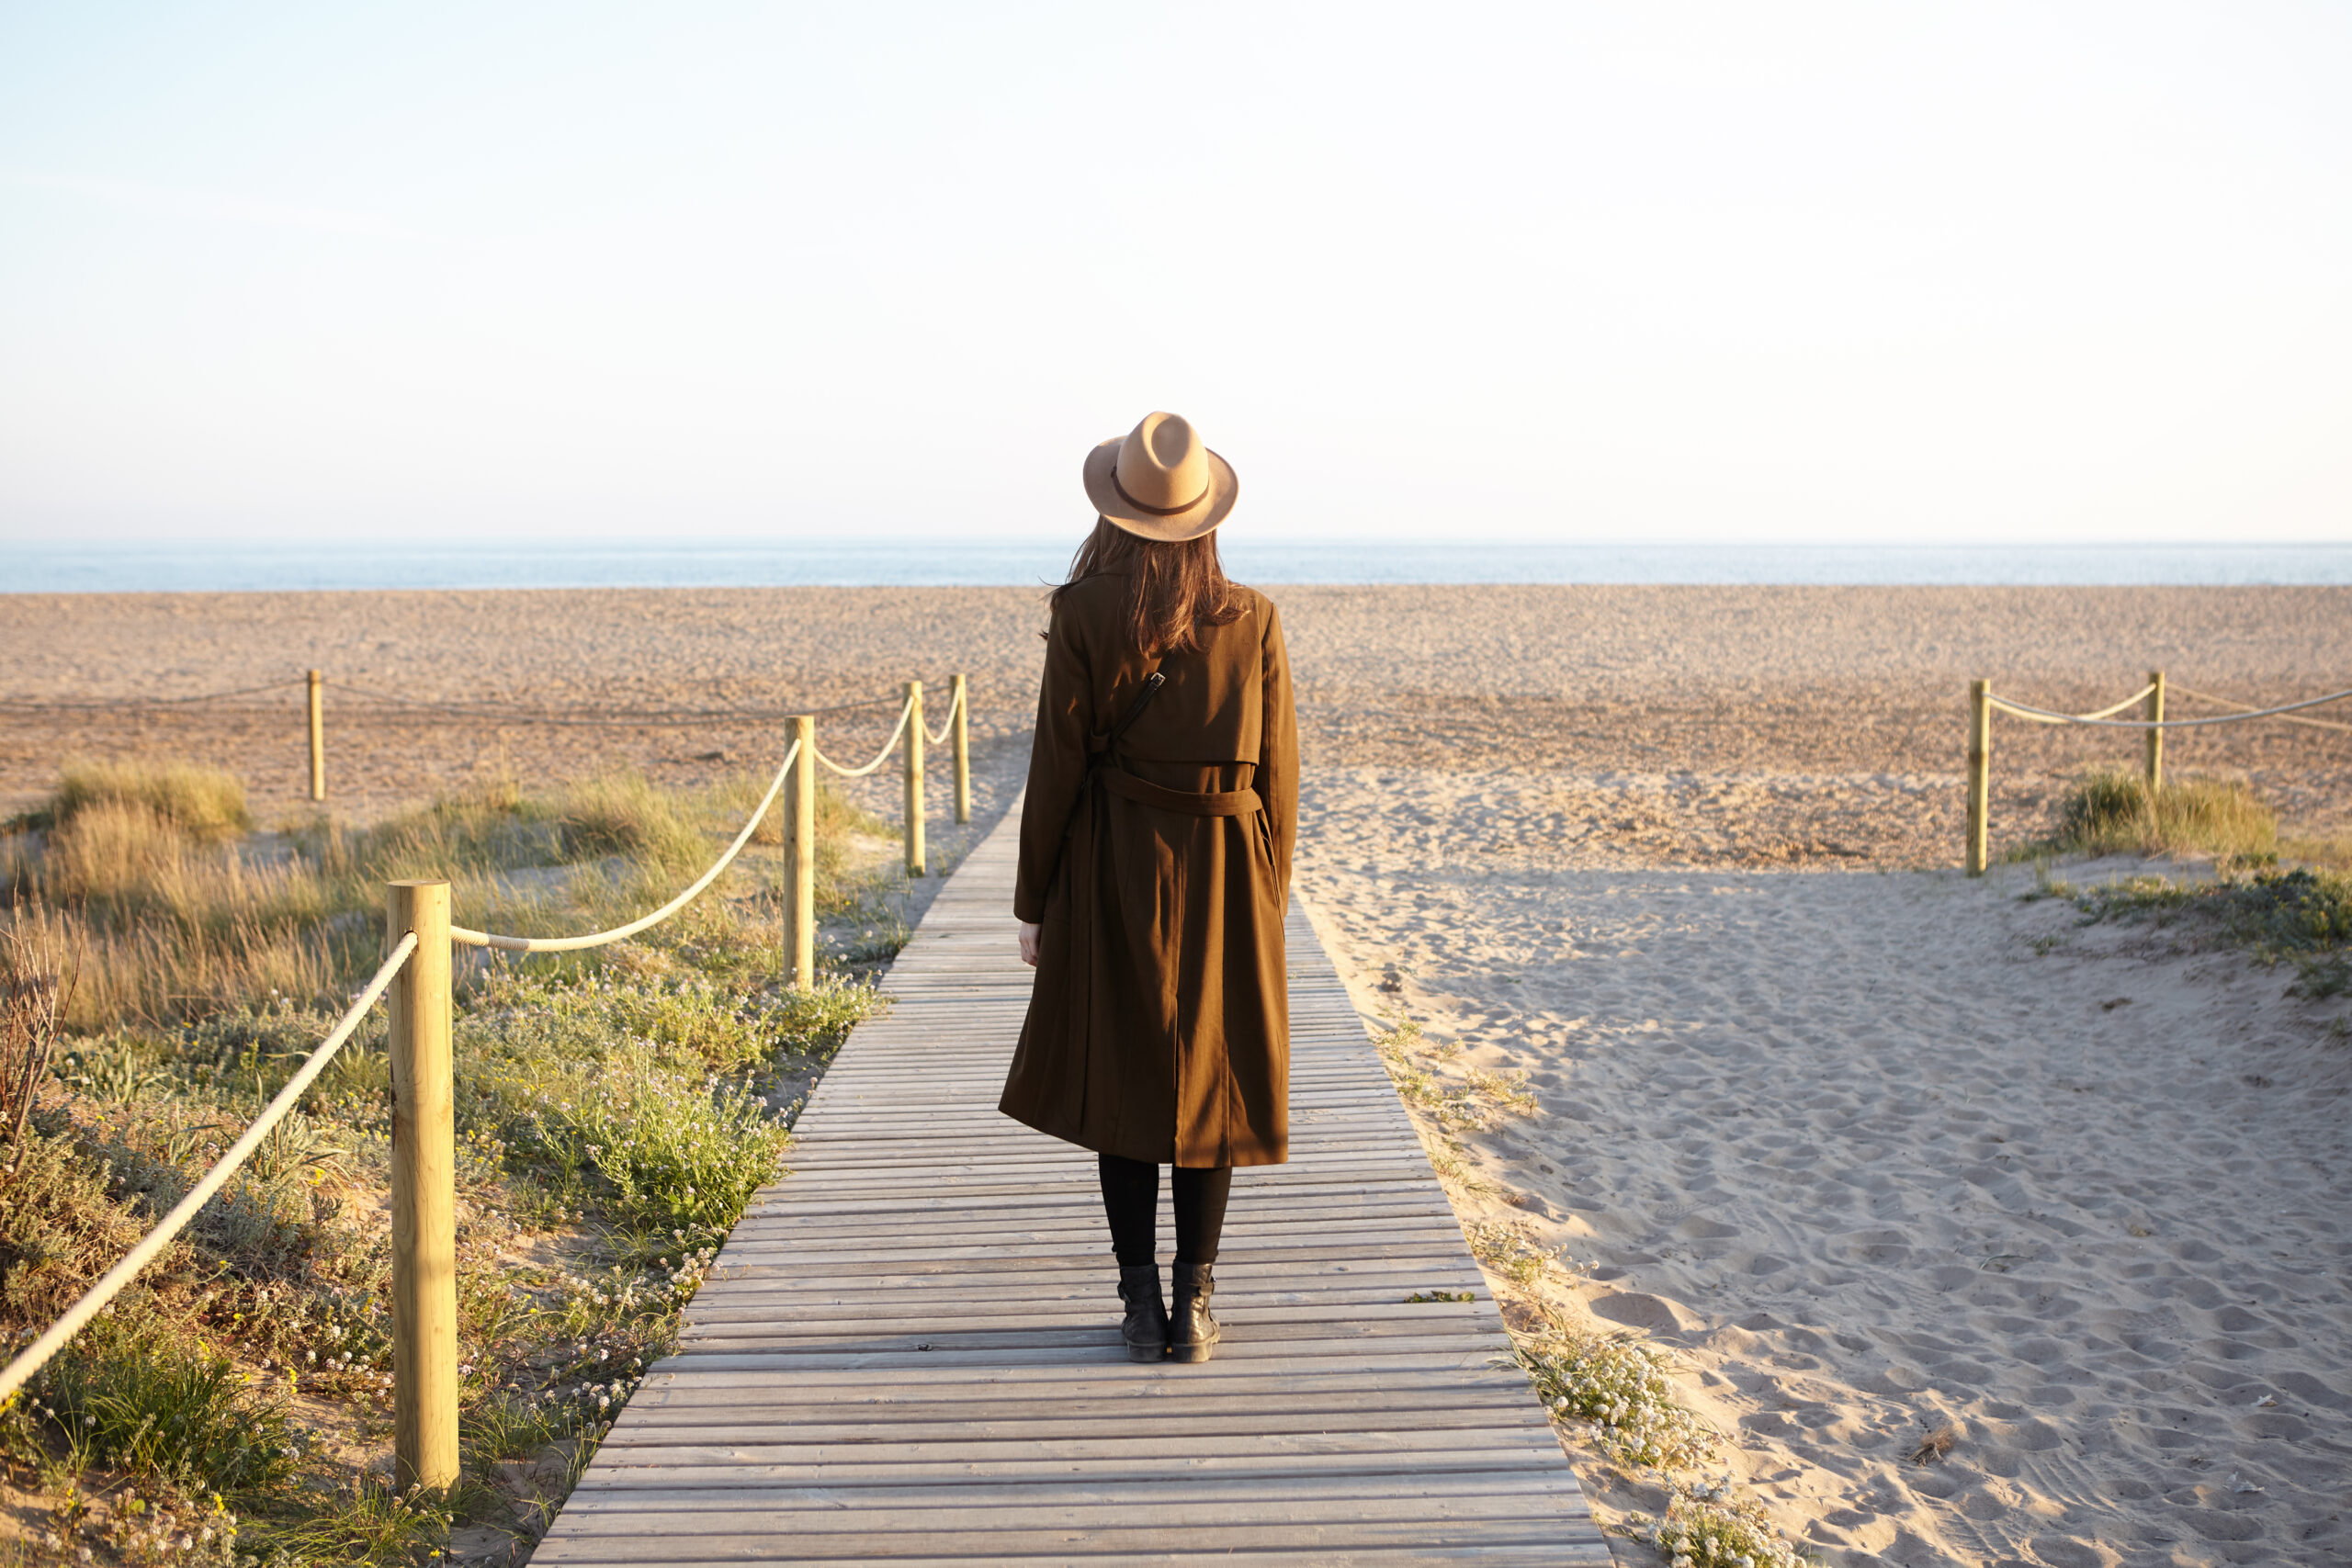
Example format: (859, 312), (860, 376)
(1001, 411), (1297, 1365)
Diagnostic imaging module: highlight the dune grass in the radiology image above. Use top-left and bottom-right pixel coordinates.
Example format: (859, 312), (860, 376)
(2027, 767), (2279, 862)
(1, 761), (899, 1030)
(0, 757), (910, 1564)
(2280, 829), (2352, 874)
(6, 760), (258, 843)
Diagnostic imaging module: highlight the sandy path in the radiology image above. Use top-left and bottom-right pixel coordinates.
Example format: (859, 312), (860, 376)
(1301, 770), (2352, 1567)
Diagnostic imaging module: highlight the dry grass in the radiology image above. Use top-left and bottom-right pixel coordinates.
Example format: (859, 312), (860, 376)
(43, 760), (254, 842)
(1909, 1422), (1959, 1465)
(1, 802), (351, 1030)
(1373, 1004), (1535, 1133)
(552, 771), (708, 875)
(2044, 768), (2278, 861)
(0, 761), (904, 1031)
(707, 768), (890, 882)
(1, 914), (72, 1145)
(2281, 830), (2352, 873)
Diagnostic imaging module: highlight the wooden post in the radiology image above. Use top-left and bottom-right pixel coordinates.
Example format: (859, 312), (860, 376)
(784, 716), (816, 991)
(1966, 680), (1992, 876)
(951, 672), (971, 825)
(306, 670), (325, 803)
(386, 879), (457, 1493)
(903, 681), (926, 876)
(2144, 670), (2165, 795)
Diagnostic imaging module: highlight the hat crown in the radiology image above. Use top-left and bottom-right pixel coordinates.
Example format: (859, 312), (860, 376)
(1114, 412), (1210, 513)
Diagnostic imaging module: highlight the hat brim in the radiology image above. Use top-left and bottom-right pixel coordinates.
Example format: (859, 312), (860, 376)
(1082, 438), (1239, 542)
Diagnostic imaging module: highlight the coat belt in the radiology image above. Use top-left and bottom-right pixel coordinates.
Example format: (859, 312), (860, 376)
(1095, 766), (1263, 818)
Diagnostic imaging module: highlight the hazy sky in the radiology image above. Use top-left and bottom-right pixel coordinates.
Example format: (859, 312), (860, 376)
(3, 3), (2347, 547)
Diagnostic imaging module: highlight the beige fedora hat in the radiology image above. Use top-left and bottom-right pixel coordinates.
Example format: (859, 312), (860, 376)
(1081, 412), (1239, 542)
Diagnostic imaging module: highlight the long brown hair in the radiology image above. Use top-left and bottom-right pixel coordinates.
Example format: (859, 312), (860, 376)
(1049, 517), (1246, 659)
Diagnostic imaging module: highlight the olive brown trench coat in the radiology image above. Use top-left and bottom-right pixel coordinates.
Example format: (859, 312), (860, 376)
(1000, 574), (1298, 1168)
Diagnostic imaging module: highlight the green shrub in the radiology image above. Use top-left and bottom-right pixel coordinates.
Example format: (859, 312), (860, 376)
(464, 971), (878, 1079)
(504, 1046), (790, 1234)
(245, 1472), (451, 1568)
(0, 1123), (150, 1327)
(2294, 953), (2352, 999)
(597, 974), (877, 1073)
(31, 1327), (296, 1493)
(2075, 866), (2352, 955)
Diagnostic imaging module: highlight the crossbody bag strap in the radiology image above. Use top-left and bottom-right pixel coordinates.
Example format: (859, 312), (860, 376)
(1094, 671), (1165, 774)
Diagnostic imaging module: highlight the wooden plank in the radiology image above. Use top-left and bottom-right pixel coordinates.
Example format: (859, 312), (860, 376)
(562, 1472), (1589, 1509)
(537, 1549), (1577, 1568)
(563, 1450), (1574, 1491)
(536, 800), (1607, 1565)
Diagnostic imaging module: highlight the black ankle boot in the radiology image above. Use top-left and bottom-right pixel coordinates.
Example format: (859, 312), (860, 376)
(1116, 1265), (1168, 1362)
(1169, 1262), (1219, 1362)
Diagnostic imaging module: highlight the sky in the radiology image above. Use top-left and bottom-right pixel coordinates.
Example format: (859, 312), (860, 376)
(2, 2), (2348, 549)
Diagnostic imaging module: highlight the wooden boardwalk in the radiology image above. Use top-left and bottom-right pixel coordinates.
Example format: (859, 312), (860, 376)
(538, 804), (1607, 1566)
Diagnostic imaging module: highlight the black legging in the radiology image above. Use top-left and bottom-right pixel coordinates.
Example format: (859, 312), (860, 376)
(1098, 1154), (1232, 1269)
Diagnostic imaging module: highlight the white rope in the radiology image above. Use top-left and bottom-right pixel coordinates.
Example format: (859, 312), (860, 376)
(811, 694), (915, 778)
(1984, 683), (2154, 725)
(1989, 683), (2352, 729)
(922, 682), (962, 747)
(0, 933), (418, 1405)
(450, 738), (800, 953)
(2074, 683), (2159, 721)
(2174, 683), (2352, 736)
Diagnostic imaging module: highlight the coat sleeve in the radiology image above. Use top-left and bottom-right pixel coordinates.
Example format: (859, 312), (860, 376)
(1013, 604), (1092, 923)
(1259, 598), (1299, 899)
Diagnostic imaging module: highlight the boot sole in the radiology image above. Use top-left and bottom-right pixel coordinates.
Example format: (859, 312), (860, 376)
(1167, 1341), (1216, 1363)
(1125, 1342), (1168, 1363)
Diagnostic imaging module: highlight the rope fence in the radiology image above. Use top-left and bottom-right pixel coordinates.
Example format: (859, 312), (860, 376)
(0, 676), (310, 714)
(810, 694), (916, 777)
(0, 670), (958, 804)
(0, 932), (417, 1409)
(0, 668), (977, 1494)
(2173, 684), (2352, 736)
(1964, 669), (2351, 874)
(451, 738), (800, 954)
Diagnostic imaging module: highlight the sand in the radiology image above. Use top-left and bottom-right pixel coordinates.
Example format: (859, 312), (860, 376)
(1302, 803), (2352, 1566)
(4, 585), (2348, 852)
(6, 582), (2349, 1563)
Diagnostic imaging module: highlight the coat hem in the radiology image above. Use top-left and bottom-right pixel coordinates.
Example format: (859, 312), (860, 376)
(993, 1102), (1286, 1167)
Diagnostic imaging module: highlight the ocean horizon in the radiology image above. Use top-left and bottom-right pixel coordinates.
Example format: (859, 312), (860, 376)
(6, 540), (2349, 594)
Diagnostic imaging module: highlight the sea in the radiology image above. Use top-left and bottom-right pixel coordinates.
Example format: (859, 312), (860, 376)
(6, 541), (2349, 593)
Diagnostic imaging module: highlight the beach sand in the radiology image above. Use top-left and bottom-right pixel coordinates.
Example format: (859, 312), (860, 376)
(6, 582), (2348, 1563)
(5, 585), (2347, 853)
(1302, 809), (2352, 1566)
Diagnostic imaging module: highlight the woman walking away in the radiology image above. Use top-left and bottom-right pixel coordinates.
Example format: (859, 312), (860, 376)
(1001, 411), (1297, 1365)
